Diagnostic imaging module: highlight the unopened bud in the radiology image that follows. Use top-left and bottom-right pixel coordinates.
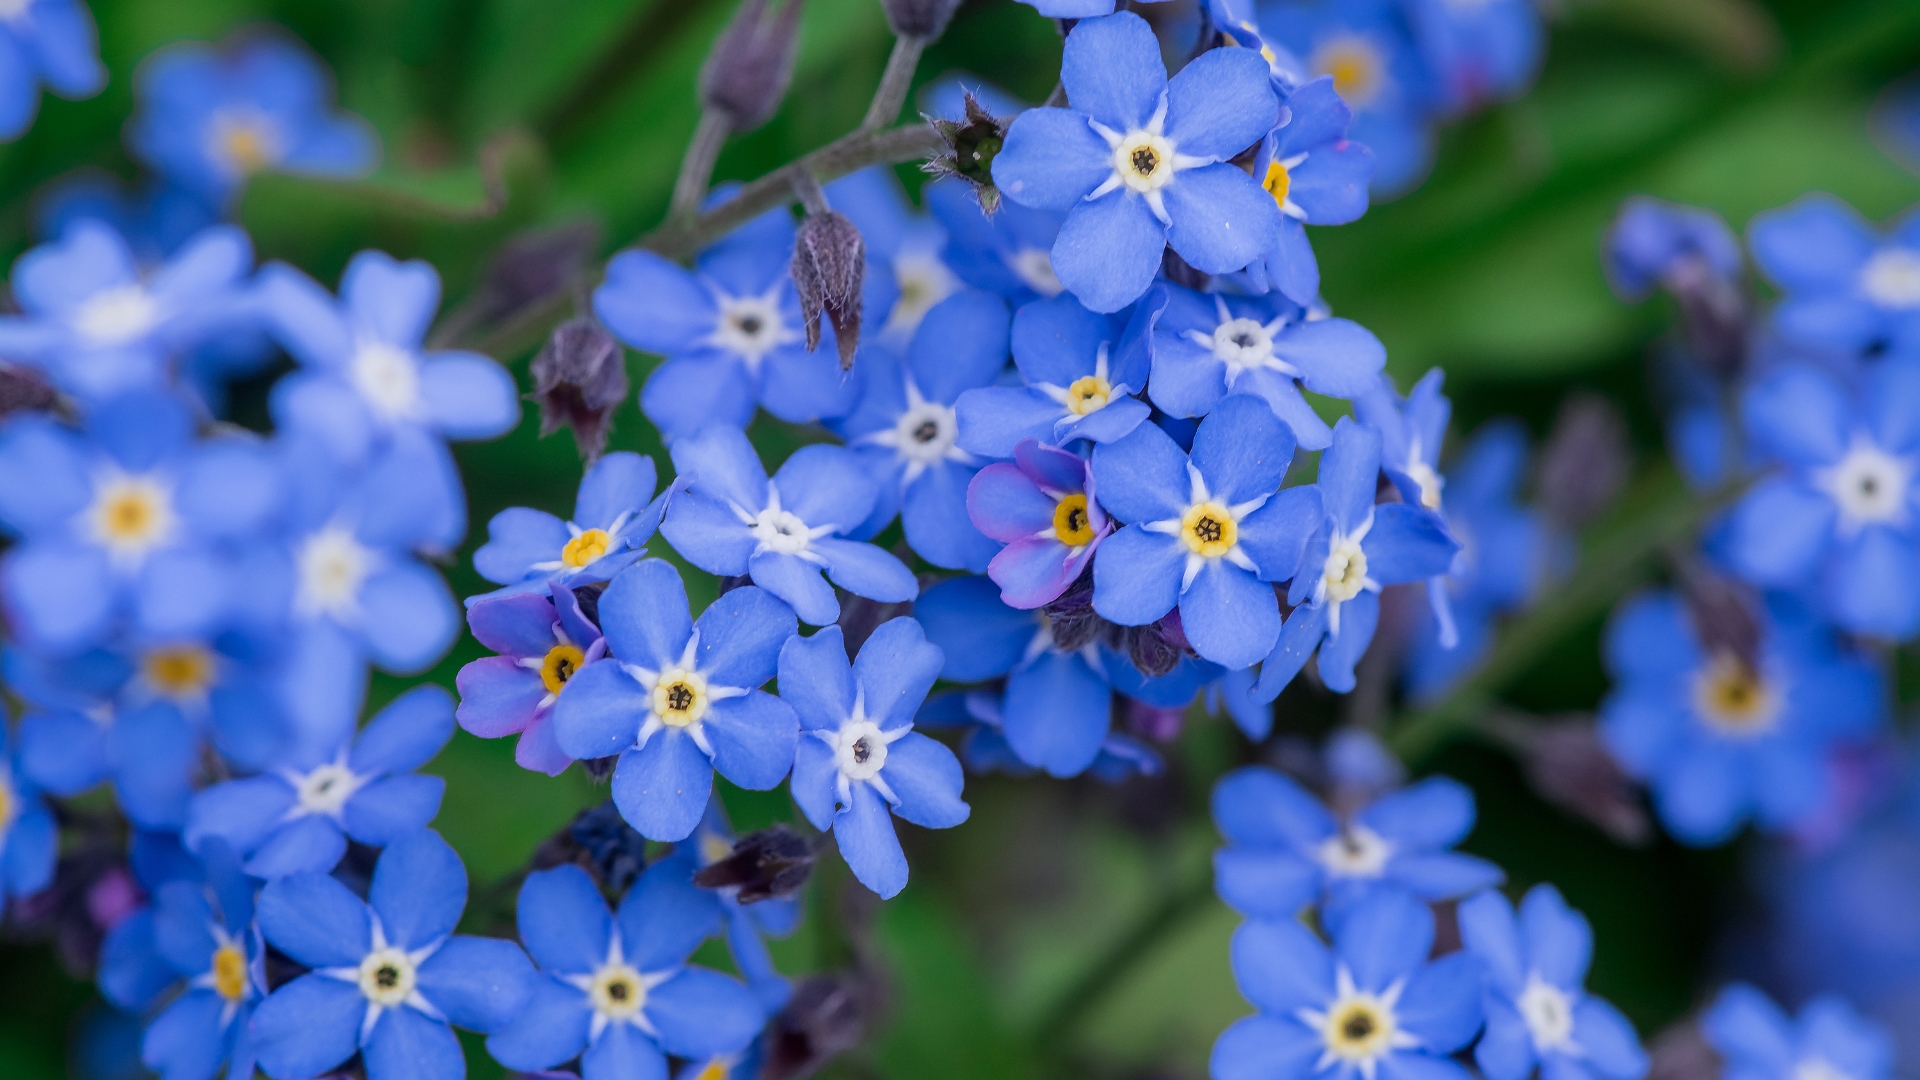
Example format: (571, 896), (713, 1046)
(1125, 615), (1186, 679)
(1535, 393), (1629, 531)
(836, 587), (916, 659)
(529, 801), (649, 892)
(0, 362), (56, 418)
(881, 0), (963, 40)
(792, 210), (866, 368)
(761, 975), (869, 1080)
(924, 91), (1009, 214)
(691, 825), (815, 903)
(476, 221), (601, 325)
(1676, 558), (1763, 670)
(531, 318), (628, 462)
(1043, 572), (1108, 653)
(1124, 698), (1185, 743)
(1604, 197), (1749, 379)
(700, 0), (805, 133)
(1645, 1020), (1719, 1080)
(1519, 717), (1650, 846)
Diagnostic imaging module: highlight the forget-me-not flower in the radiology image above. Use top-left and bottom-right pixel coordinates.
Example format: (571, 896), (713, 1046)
(0, 0), (105, 142)
(1403, 0), (1544, 115)
(1701, 984), (1895, 1080)
(1245, 77), (1376, 305)
(472, 451), (669, 600)
(1748, 193), (1920, 358)
(140, 854), (266, 1080)
(1603, 197), (1743, 303)
(926, 178), (1067, 305)
(455, 583), (605, 777)
(954, 293), (1151, 457)
(966, 439), (1112, 609)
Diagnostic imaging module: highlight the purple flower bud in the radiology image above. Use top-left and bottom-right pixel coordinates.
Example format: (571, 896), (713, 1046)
(475, 221), (601, 327)
(762, 975), (869, 1080)
(530, 317), (629, 462)
(1676, 558), (1763, 670)
(530, 800), (648, 891)
(1518, 718), (1651, 846)
(792, 210), (866, 368)
(1644, 1019), (1718, 1080)
(0, 362), (57, 418)
(1536, 393), (1630, 531)
(700, 0), (805, 133)
(692, 825), (815, 903)
(881, 0), (963, 39)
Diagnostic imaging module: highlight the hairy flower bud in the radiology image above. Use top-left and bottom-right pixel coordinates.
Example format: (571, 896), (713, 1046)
(530, 318), (629, 462)
(1676, 558), (1763, 670)
(881, 0), (963, 39)
(924, 91), (1009, 213)
(761, 975), (869, 1080)
(692, 825), (816, 903)
(699, 0), (805, 133)
(1535, 393), (1629, 531)
(792, 210), (866, 368)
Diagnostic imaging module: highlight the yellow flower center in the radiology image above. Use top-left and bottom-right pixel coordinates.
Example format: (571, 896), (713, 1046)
(0, 779), (14, 835)
(210, 112), (280, 175)
(142, 644), (216, 700)
(1064, 374), (1113, 416)
(1692, 651), (1778, 736)
(562, 528), (612, 568)
(1053, 494), (1096, 547)
(1180, 502), (1237, 558)
(694, 1061), (732, 1080)
(89, 476), (174, 559)
(1313, 36), (1384, 109)
(1263, 159), (1292, 210)
(590, 964), (646, 1019)
(653, 669), (709, 728)
(540, 644), (586, 695)
(212, 943), (248, 1002)
(1112, 131), (1176, 193)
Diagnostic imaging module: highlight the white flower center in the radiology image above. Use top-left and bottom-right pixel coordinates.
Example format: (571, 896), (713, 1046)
(833, 719), (890, 782)
(1211, 317), (1275, 368)
(296, 526), (374, 617)
(651, 667), (710, 728)
(1821, 441), (1910, 525)
(589, 962), (648, 1019)
(86, 472), (177, 567)
(1691, 651), (1780, 737)
(750, 506), (816, 555)
(73, 285), (161, 346)
(350, 341), (423, 420)
(1315, 824), (1392, 878)
(1517, 975), (1576, 1052)
(357, 947), (417, 1006)
(294, 763), (363, 816)
(1321, 538), (1370, 604)
(1301, 968), (1415, 1068)
(713, 295), (788, 368)
(1111, 130), (1177, 194)
(888, 252), (960, 337)
(1008, 248), (1064, 297)
(1406, 460), (1444, 511)
(1794, 1059), (1855, 1080)
(893, 400), (959, 464)
(1860, 248), (1920, 309)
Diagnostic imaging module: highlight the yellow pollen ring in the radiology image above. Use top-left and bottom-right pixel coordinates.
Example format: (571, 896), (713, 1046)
(540, 644), (586, 694)
(1180, 502), (1237, 558)
(1053, 494), (1096, 547)
(1262, 160), (1292, 210)
(143, 644), (216, 698)
(562, 528), (612, 568)
(212, 943), (248, 1002)
(653, 670), (709, 728)
(1692, 651), (1777, 735)
(1064, 374), (1113, 415)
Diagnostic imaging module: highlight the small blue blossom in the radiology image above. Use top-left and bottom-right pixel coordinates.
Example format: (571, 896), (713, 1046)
(127, 31), (378, 207)
(1748, 193), (1920, 358)
(661, 424), (917, 626)
(185, 685), (454, 877)
(916, 690), (1168, 784)
(1212, 891), (1485, 1080)
(992, 12), (1284, 312)
(488, 859), (764, 1078)
(248, 830), (535, 1080)
(472, 452), (670, 598)
(827, 166), (963, 345)
(0, 0), (105, 141)
(1702, 985), (1895, 1080)
(141, 848), (266, 1080)
(19, 700), (200, 831)
(834, 290), (1011, 571)
(97, 830), (213, 1014)
(953, 293), (1152, 458)
(965, 439), (1112, 609)
(1603, 197), (1743, 303)
(1091, 394), (1322, 669)
(1459, 886), (1648, 1080)
(551, 559), (799, 842)
(1597, 590), (1884, 846)
(783, 619), (969, 899)
(455, 583), (606, 777)
(1245, 77), (1376, 305)
(0, 722), (57, 910)
(1210, 765), (1503, 921)
(926, 178), (1067, 305)
(1403, 0), (1544, 115)
(1143, 283), (1385, 450)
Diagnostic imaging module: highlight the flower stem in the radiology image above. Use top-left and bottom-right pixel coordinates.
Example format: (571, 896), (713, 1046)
(670, 109), (733, 220)
(862, 34), (927, 133)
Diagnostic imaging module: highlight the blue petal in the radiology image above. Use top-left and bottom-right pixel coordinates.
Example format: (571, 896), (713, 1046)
(814, 538), (919, 607)
(668, 424), (771, 517)
(851, 617), (945, 729)
(350, 684), (455, 775)
(1330, 891), (1434, 992)
(791, 739), (840, 830)
(243, 815), (348, 879)
(617, 855), (724, 971)
(420, 351), (520, 439)
(876, 732), (970, 827)
(140, 990), (228, 1080)
(1191, 394), (1295, 504)
(1519, 884), (1592, 989)
(1179, 560), (1281, 668)
(902, 463), (999, 572)
(1211, 765), (1336, 847)
(486, 976), (593, 1070)
(19, 709), (110, 796)
(643, 967), (766, 1060)
(704, 692), (800, 790)
(661, 493), (759, 577)
(599, 558), (695, 672)
(361, 1004), (464, 1080)
(1255, 600), (1327, 701)
(772, 444), (879, 539)
(1747, 194), (1876, 293)
(1061, 13), (1167, 131)
(1211, 1013), (1323, 1080)
(1164, 163), (1281, 274)
(343, 774), (446, 846)
(1455, 889), (1524, 994)
(907, 291), (1011, 403)
(416, 935), (534, 1032)
(776, 627), (855, 731)
(1237, 485), (1323, 580)
(1396, 952), (1486, 1053)
(582, 1020), (669, 1080)
(695, 583), (797, 690)
(1214, 847), (1321, 920)
(641, 356), (757, 442)
(1164, 45), (1280, 159)
(551, 656), (646, 761)
(1003, 651), (1113, 776)
(1318, 417), (1382, 535)
(1090, 413), (1190, 524)
(578, 452), (660, 531)
(1362, 504), (1460, 585)
(594, 250), (719, 355)
(1828, 526), (1920, 638)
(1739, 363), (1850, 466)
(1277, 318), (1386, 399)
(359, 562), (458, 675)
(1052, 191), (1165, 314)
(473, 508), (570, 584)
(1092, 526), (1185, 625)
(613, 733), (713, 842)
(1229, 916), (1334, 1015)
(914, 575), (1034, 681)
(186, 776), (297, 859)
(342, 251), (439, 347)
(516, 865), (613, 975)
(954, 386), (1061, 458)
(1360, 776), (1476, 849)
(370, 830), (468, 951)
(1724, 477), (1834, 585)
(834, 782), (909, 899)
(748, 549), (840, 625)
(1316, 590), (1380, 693)
(1575, 997), (1650, 1080)
(248, 975), (365, 1080)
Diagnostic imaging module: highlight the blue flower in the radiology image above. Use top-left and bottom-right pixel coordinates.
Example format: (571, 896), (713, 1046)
(1143, 284), (1385, 450)
(487, 859), (764, 1079)
(1702, 985), (1894, 1080)
(127, 31), (378, 207)
(0, 390), (282, 654)
(32, 172), (220, 267)
(140, 847), (266, 1080)
(1091, 394), (1322, 668)
(926, 179), (1068, 305)
(97, 830), (212, 1013)
(661, 424), (917, 625)
(185, 685), (454, 877)
(834, 290), (1011, 571)
(594, 203), (877, 441)
(1245, 77), (1376, 305)
(248, 830), (535, 1080)
(1402, 0), (1544, 115)
(1597, 590), (1883, 847)
(953, 293), (1152, 458)
(1212, 891), (1484, 1080)
(1457, 885), (1648, 1080)
(473, 452), (670, 597)
(827, 166), (963, 345)
(0, 723), (57, 910)
(551, 559), (799, 842)
(991, 12), (1284, 312)
(916, 690), (1168, 784)
(1748, 193), (1920, 358)
(1722, 357), (1920, 637)
(783, 619), (968, 899)
(455, 583), (606, 777)
(966, 439), (1112, 609)
(19, 699), (200, 830)
(1210, 765), (1503, 921)
(0, 0), (105, 141)
(681, 796), (801, 1012)
(1262, 416), (1459, 696)
(1603, 197), (1742, 303)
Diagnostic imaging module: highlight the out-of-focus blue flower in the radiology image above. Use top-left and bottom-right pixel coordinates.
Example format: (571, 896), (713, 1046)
(1604, 197), (1743, 303)
(127, 31), (378, 207)
(1702, 985), (1895, 1080)
(954, 293), (1151, 458)
(1457, 885), (1649, 1080)
(20, 699), (200, 830)
(0, 390), (281, 654)
(488, 858), (762, 1078)
(0, 220), (255, 400)
(992, 12), (1283, 312)
(595, 203), (885, 441)
(1143, 284), (1384, 450)
(97, 830), (209, 1014)
(1597, 590), (1883, 847)
(1402, 0), (1543, 116)
(1722, 357), (1920, 638)
(966, 439), (1111, 609)
(681, 796), (800, 1012)
(472, 452), (669, 598)
(1258, 0), (1437, 196)
(32, 171), (221, 267)
(783, 619), (968, 899)
(140, 846), (265, 1080)
(1212, 891), (1484, 1080)
(834, 291), (1010, 571)
(1246, 77), (1375, 304)
(0, 0), (105, 141)
(455, 584), (605, 777)
(1748, 193), (1920, 357)
(551, 559), (798, 842)
(249, 830), (535, 1080)
(916, 689), (1168, 784)
(185, 685), (454, 877)
(926, 179), (1068, 305)
(1210, 765), (1502, 921)
(0, 723), (58, 910)
(828, 166), (962, 345)
(661, 424), (916, 626)
(1261, 416), (1458, 698)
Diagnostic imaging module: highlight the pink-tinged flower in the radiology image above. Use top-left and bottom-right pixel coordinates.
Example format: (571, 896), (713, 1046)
(966, 439), (1112, 608)
(455, 583), (606, 776)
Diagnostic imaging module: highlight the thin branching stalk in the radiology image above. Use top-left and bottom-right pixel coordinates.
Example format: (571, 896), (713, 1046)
(862, 34), (927, 132)
(670, 109), (733, 219)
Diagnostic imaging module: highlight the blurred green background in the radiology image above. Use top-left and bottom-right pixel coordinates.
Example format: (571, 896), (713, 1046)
(3, 0), (1920, 1077)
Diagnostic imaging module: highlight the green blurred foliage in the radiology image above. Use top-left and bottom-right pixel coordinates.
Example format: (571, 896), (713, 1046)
(4, 0), (1920, 1077)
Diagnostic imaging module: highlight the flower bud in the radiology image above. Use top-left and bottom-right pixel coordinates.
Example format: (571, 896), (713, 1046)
(1676, 558), (1763, 670)
(1518, 718), (1651, 846)
(529, 800), (649, 892)
(761, 975), (870, 1080)
(0, 362), (57, 418)
(792, 210), (866, 368)
(924, 91), (1009, 214)
(530, 318), (629, 462)
(699, 0), (805, 133)
(475, 221), (600, 327)
(881, 0), (963, 40)
(1535, 393), (1629, 531)
(692, 825), (816, 903)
